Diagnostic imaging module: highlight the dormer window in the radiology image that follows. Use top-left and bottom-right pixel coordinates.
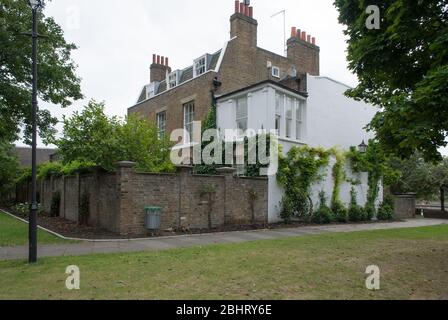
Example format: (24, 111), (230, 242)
(194, 55), (207, 77)
(167, 71), (179, 89)
(272, 66), (280, 78)
(146, 82), (157, 99)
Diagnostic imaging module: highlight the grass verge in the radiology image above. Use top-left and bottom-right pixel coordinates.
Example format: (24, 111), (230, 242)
(0, 224), (447, 299)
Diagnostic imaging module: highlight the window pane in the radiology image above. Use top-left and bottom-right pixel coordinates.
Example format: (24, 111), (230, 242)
(275, 93), (282, 115)
(183, 102), (194, 142)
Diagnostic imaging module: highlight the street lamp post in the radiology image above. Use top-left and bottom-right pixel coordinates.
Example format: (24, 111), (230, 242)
(28, 0), (44, 264)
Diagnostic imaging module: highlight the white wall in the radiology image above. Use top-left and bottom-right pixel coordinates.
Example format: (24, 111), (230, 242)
(217, 78), (382, 223)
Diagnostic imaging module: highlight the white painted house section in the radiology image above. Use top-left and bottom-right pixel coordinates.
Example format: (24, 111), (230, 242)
(216, 75), (382, 223)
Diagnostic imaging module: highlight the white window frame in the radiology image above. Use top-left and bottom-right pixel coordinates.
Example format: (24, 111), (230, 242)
(296, 100), (304, 141)
(275, 92), (283, 136)
(183, 101), (195, 142)
(167, 71), (179, 89)
(235, 95), (248, 136)
(285, 97), (293, 138)
(193, 55), (207, 77)
(156, 111), (166, 139)
(272, 66), (280, 78)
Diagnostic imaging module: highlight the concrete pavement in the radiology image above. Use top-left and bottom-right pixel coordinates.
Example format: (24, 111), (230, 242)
(1, 219), (447, 261)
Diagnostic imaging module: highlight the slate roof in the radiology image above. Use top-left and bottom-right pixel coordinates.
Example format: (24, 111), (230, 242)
(136, 50), (222, 104)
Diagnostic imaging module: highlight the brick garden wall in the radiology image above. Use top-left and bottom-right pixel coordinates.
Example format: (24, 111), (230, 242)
(17, 163), (268, 237)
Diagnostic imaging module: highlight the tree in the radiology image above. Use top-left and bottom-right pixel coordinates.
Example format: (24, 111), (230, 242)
(334, 0), (448, 162)
(388, 153), (448, 201)
(0, 141), (20, 201)
(0, 0), (82, 144)
(55, 100), (174, 172)
(55, 100), (120, 171)
(116, 115), (175, 173)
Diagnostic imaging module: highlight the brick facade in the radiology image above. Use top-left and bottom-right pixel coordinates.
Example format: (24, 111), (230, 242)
(23, 163), (268, 237)
(128, 4), (319, 140)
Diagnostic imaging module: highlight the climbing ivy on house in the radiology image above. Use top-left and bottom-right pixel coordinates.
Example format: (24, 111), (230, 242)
(345, 140), (399, 216)
(277, 146), (331, 222)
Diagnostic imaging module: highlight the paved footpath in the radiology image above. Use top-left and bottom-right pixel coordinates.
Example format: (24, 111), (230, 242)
(1, 219), (447, 261)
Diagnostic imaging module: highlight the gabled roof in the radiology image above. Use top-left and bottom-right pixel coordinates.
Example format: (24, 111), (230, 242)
(136, 50), (222, 104)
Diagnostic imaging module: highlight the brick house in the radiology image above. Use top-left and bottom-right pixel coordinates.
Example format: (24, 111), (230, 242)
(128, 1), (318, 141)
(128, 1), (381, 223)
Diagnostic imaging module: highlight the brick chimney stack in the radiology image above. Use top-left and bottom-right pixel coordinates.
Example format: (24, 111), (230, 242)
(230, 1), (257, 48)
(287, 26), (320, 76)
(150, 54), (171, 83)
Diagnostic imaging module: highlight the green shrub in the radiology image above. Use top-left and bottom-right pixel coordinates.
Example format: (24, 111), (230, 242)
(50, 192), (61, 217)
(348, 205), (366, 222)
(11, 202), (44, 216)
(312, 191), (334, 224)
(348, 187), (366, 222)
(37, 162), (63, 179)
(332, 201), (348, 223)
(61, 160), (96, 176)
(365, 204), (376, 221)
(377, 202), (394, 221)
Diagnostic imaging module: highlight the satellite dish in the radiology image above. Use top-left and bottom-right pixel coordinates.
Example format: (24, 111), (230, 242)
(244, 0), (251, 5)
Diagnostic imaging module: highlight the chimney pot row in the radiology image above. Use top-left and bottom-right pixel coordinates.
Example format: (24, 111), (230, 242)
(235, 1), (253, 18)
(153, 54), (169, 66)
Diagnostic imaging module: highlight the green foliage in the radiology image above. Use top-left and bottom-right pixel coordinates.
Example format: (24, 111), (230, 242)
(388, 154), (448, 201)
(54, 100), (121, 171)
(346, 140), (398, 213)
(332, 201), (348, 223)
(348, 187), (367, 222)
(60, 160), (96, 176)
(278, 146), (331, 222)
(0, 0), (82, 144)
(330, 148), (346, 208)
(312, 191), (334, 224)
(117, 115), (175, 173)
(50, 191), (61, 217)
(377, 201), (394, 221)
(11, 202), (44, 216)
(0, 142), (20, 200)
(334, 0), (448, 162)
(16, 167), (32, 185)
(54, 101), (174, 173)
(37, 162), (63, 179)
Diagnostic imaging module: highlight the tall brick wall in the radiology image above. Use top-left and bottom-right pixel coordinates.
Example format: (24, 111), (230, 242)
(116, 163), (268, 236)
(16, 164), (268, 237)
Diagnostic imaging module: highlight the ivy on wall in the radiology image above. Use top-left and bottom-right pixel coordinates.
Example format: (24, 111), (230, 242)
(346, 140), (400, 217)
(277, 141), (396, 223)
(277, 146), (331, 222)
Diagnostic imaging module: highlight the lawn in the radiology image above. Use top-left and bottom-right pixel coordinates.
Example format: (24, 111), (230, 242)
(0, 224), (447, 300)
(0, 211), (66, 247)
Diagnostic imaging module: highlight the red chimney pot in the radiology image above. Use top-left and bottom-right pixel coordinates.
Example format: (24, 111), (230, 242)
(249, 6), (253, 18)
(235, 0), (239, 13)
(152, 54), (156, 64)
(307, 35), (311, 42)
(240, 2), (245, 15)
(156, 55), (161, 64)
(245, 4), (249, 16)
(301, 31), (306, 41)
(291, 27), (297, 38)
(165, 57), (169, 66)
(312, 37), (316, 45)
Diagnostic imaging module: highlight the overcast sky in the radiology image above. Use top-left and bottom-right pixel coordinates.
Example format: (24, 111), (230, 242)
(18, 0), (448, 155)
